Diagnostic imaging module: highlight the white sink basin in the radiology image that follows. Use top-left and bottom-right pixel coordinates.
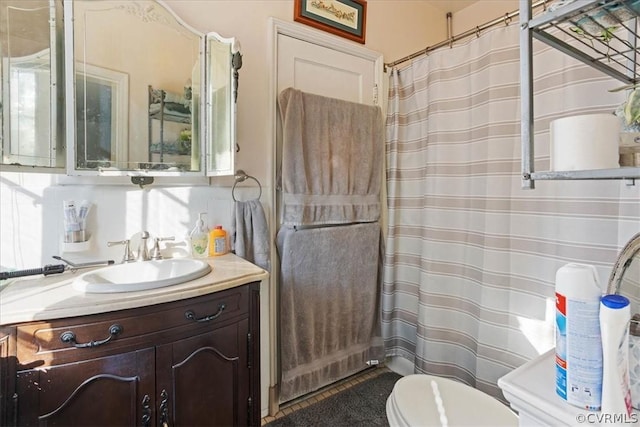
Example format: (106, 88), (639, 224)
(72, 258), (212, 293)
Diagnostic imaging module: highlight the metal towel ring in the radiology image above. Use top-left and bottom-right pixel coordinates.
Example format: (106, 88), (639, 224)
(232, 170), (262, 202)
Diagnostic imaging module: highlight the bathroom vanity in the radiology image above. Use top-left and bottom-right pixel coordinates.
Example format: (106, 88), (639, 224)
(0, 254), (268, 426)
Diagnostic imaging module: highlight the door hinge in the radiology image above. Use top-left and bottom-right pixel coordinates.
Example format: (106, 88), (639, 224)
(373, 84), (379, 105)
(247, 332), (252, 369)
(247, 396), (253, 425)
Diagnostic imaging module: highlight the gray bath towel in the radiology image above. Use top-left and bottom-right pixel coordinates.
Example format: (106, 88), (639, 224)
(231, 200), (270, 271)
(277, 222), (384, 403)
(278, 88), (384, 226)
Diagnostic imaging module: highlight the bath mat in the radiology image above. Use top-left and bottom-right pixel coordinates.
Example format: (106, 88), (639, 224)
(265, 371), (401, 426)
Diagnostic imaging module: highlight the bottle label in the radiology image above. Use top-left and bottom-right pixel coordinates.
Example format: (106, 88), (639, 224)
(556, 291), (603, 411)
(192, 236), (208, 256)
(556, 292), (568, 400)
(214, 236), (226, 255)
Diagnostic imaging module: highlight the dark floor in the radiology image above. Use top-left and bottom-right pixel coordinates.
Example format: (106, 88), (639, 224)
(261, 367), (392, 425)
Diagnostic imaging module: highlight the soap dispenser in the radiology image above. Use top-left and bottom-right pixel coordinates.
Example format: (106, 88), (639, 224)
(189, 212), (209, 258)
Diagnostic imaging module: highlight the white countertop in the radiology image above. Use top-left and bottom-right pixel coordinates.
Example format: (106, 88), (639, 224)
(0, 253), (268, 326)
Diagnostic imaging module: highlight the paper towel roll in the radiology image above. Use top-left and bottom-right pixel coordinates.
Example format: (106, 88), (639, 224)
(550, 114), (620, 171)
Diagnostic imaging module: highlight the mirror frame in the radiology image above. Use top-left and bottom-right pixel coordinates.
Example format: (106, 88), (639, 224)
(62, 0), (225, 177)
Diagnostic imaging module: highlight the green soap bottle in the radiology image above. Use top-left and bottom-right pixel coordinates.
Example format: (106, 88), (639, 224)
(189, 212), (209, 258)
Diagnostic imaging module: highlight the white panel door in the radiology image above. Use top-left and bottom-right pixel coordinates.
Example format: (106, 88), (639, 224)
(277, 34), (378, 105)
(266, 19), (383, 414)
(274, 28), (382, 221)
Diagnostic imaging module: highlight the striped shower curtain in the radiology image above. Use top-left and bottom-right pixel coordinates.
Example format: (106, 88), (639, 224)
(382, 22), (640, 400)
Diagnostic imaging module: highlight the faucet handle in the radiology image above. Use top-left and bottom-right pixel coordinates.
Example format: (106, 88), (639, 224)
(107, 239), (135, 263)
(150, 236), (175, 260)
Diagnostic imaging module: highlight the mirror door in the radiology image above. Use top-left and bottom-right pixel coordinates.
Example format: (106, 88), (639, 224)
(206, 33), (239, 177)
(1, 0), (64, 169)
(64, 0), (204, 176)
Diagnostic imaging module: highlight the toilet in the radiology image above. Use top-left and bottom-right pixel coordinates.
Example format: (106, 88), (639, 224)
(386, 374), (519, 426)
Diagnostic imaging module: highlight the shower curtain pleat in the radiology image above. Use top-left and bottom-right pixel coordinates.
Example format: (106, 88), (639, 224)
(382, 23), (640, 401)
(277, 88), (385, 403)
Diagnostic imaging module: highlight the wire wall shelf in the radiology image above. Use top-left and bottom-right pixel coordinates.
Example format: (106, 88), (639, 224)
(520, 0), (640, 188)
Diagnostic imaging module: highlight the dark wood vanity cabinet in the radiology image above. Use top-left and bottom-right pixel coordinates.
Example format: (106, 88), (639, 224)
(0, 282), (260, 427)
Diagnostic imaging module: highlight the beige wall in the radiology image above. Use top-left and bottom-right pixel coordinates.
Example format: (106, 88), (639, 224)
(165, 0), (510, 186)
(452, 0), (518, 35)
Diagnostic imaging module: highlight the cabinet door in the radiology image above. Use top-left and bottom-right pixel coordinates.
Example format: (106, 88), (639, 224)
(0, 328), (14, 426)
(156, 319), (250, 427)
(16, 348), (155, 426)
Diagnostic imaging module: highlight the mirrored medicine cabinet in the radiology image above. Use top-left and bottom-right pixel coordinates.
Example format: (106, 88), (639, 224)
(0, 0), (240, 177)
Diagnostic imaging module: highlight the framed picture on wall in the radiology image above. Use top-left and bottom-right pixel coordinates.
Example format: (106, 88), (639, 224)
(294, 0), (367, 44)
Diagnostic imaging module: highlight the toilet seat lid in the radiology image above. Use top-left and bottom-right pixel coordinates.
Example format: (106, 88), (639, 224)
(387, 374), (518, 426)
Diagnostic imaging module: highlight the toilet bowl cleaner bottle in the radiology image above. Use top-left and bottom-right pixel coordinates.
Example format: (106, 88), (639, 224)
(600, 294), (633, 417)
(555, 263), (603, 410)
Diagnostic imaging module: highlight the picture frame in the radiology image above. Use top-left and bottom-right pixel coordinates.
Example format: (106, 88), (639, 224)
(294, 0), (367, 44)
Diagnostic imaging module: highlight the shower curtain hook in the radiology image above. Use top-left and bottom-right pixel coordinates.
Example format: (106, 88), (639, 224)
(503, 13), (512, 26)
(476, 26), (481, 38)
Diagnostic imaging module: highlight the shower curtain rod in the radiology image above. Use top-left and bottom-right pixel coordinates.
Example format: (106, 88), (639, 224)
(384, 0), (547, 71)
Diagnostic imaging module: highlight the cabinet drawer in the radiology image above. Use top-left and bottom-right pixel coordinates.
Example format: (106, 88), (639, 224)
(17, 285), (249, 366)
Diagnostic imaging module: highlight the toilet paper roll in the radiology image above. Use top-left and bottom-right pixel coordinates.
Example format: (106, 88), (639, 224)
(550, 114), (620, 171)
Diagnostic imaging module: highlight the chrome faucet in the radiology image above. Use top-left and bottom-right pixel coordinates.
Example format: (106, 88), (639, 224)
(137, 231), (151, 262)
(109, 232), (175, 263)
(108, 231), (150, 263)
(606, 232), (640, 294)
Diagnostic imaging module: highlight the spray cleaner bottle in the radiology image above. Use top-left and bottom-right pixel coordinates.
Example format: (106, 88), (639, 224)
(555, 263), (603, 410)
